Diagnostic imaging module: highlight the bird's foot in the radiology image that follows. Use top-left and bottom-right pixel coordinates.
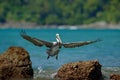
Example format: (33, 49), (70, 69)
(56, 55), (58, 60)
(47, 56), (50, 60)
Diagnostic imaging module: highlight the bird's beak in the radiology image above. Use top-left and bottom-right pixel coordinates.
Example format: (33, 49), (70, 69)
(56, 35), (60, 41)
(56, 34), (62, 43)
(56, 35), (59, 40)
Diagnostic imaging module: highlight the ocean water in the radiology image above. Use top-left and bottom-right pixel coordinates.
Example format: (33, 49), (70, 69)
(0, 28), (120, 79)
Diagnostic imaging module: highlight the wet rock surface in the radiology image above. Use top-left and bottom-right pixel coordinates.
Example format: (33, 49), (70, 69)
(0, 46), (33, 80)
(110, 74), (120, 80)
(56, 60), (102, 80)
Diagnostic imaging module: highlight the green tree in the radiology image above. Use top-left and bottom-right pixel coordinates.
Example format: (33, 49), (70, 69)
(0, 0), (120, 25)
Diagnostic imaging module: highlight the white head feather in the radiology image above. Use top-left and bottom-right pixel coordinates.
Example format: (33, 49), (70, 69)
(56, 33), (62, 43)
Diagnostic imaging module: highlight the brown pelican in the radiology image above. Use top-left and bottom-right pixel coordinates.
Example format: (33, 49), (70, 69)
(20, 30), (101, 60)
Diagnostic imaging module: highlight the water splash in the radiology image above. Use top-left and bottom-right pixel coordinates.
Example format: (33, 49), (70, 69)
(38, 66), (45, 73)
(34, 66), (57, 79)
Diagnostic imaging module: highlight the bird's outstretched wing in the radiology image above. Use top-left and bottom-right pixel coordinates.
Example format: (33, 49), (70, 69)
(62, 39), (101, 48)
(20, 30), (53, 48)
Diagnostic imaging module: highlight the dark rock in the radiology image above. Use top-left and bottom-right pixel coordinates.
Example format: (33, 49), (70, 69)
(56, 60), (102, 80)
(110, 74), (120, 80)
(0, 46), (33, 80)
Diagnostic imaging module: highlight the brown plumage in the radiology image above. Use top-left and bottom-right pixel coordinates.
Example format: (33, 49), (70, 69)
(20, 30), (101, 59)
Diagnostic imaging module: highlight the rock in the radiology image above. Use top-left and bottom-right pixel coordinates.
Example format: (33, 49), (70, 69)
(56, 60), (102, 80)
(110, 74), (120, 80)
(0, 46), (33, 80)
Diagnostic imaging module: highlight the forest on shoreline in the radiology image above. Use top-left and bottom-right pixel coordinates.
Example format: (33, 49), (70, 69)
(0, 0), (120, 26)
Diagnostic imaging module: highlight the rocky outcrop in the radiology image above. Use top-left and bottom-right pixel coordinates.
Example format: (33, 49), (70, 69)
(56, 60), (102, 80)
(0, 46), (33, 80)
(110, 74), (120, 80)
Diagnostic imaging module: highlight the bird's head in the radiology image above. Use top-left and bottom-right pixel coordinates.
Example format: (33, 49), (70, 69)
(56, 33), (60, 41)
(56, 33), (62, 43)
(56, 33), (59, 37)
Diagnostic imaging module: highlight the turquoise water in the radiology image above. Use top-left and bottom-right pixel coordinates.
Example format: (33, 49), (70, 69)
(0, 28), (120, 79)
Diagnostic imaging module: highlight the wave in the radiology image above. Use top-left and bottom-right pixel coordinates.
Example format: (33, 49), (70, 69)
(102, 67), (120, 80)
(34, 66), (57, 80)
(33, 66), (120, 80)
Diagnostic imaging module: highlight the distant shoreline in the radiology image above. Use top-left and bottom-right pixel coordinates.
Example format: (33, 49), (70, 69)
(0, 21), (120, 29)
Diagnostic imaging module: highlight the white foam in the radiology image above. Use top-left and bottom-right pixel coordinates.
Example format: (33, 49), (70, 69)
(51, 72), (57, 78)
(69, 26), (78, 30)
(38, 66), (45, 73)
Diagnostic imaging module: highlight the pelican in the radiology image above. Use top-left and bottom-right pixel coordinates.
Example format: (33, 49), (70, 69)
(20, 30), (101, 60)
